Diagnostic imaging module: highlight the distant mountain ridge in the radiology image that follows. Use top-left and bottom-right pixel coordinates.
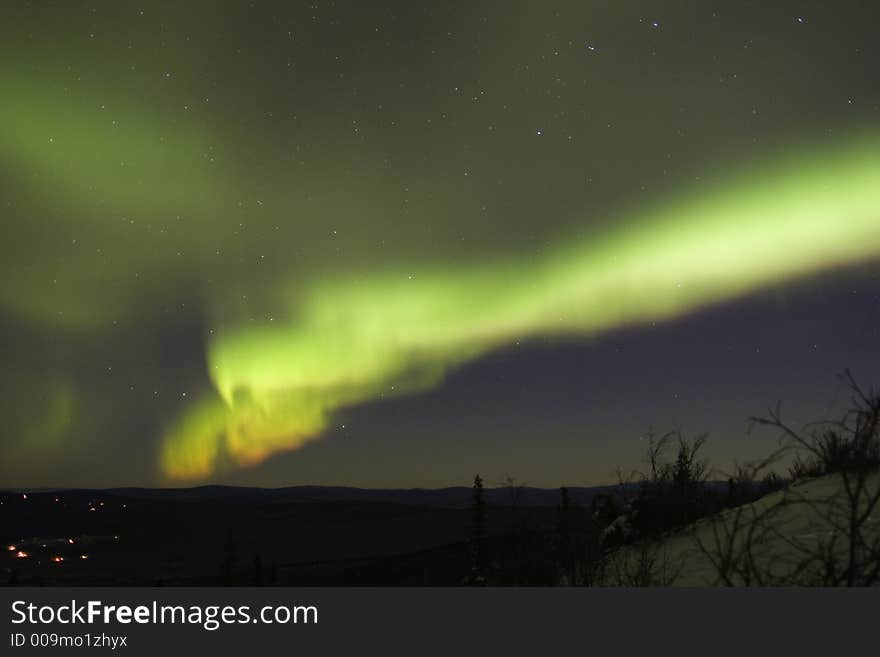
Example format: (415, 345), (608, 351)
(2, 484), (647, 508)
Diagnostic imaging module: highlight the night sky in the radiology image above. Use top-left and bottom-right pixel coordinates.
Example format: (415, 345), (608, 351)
(1, 1), (879, 488)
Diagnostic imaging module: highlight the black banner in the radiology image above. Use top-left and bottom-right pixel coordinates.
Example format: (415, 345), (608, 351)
(1, 588), (875, 655)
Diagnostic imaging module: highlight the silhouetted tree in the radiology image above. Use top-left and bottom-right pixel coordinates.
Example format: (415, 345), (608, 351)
(759, 471), (786, 497)
(644, 429), (674, 488)
(618, 430), (712, 538)
(468, 474), (488, 585)
(555, 487), (575, 583)
(497, 474), (530, 584)
(693, 371), (880, 586)
(252, 553), (263, 585)
(672, 434), (708, 495)
(748, 371), (880, 585)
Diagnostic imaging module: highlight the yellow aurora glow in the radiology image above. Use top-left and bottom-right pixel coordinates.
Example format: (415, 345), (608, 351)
(160, 136), (880, 479)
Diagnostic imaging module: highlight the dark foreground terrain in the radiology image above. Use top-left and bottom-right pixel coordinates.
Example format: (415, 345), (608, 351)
(1, 485), (621, 585)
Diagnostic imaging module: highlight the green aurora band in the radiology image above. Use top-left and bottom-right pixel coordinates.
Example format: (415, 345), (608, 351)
(159, 135), (880, 479)
(2, 67), (880, 480)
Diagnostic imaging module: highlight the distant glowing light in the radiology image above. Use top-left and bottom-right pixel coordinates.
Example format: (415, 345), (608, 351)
(15, 551), (28, 559)
(51, 556), (64, 563)
(7, 545), (16, 551)
(80, 554), (89, 560)
(67, 538), (74, 544)
(159, 134), (880, 480)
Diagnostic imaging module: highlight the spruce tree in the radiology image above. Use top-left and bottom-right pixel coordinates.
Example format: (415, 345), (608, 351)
(469, 474), (488, 585)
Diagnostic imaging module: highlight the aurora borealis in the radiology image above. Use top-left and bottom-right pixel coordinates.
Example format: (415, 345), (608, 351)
(2, 1), (880, 487)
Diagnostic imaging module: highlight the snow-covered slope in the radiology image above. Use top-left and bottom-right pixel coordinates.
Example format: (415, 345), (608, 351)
(600, 471), (880, 586)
